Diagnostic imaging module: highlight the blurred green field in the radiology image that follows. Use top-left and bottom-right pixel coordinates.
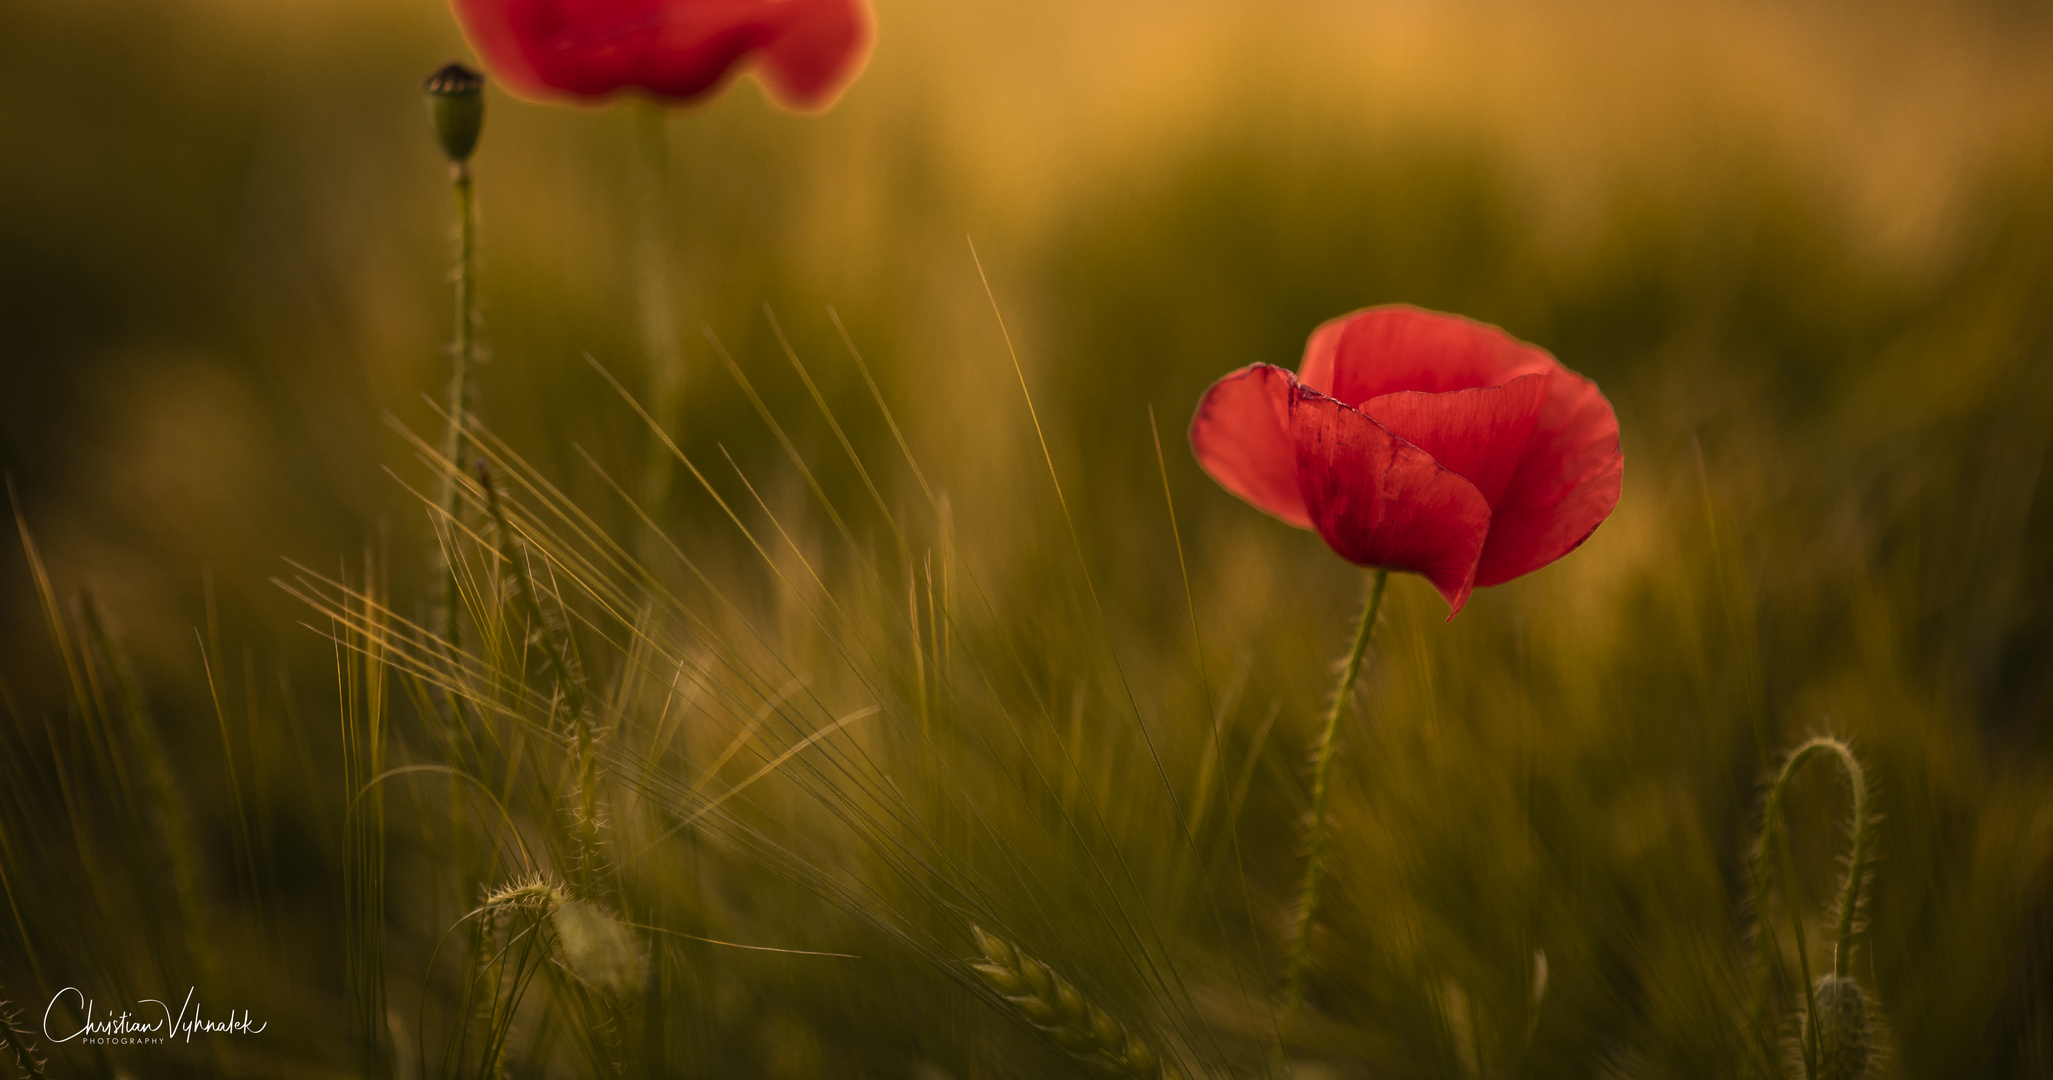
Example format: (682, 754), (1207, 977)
(3, 0), (2052, 1076)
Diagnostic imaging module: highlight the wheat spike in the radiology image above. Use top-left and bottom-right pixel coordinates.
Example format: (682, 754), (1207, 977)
(968, 926), (1172, 1079)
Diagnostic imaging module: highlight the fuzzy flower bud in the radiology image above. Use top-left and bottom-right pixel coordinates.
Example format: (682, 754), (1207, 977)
(1804, 974), (1875, 1080)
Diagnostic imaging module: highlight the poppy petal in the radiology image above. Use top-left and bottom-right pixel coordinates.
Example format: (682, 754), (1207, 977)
(1190, 364), (1311, 529)
(757, 0), (872, 110)
(1288, 386), (1491, 615)
(1473, 369), (1623, 588)
(1294, 312), (1350, 398)
(452, 0), (557, 99)
(1326, 305), (1558, 406)
(452, 0), (869, 106)
(643, 8), (780, 100)
(1360, 372), (1550, 508)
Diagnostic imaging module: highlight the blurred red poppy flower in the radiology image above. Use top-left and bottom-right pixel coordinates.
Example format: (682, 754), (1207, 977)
(451, 0), (873, 111)
(1190, 305), (1622, 616)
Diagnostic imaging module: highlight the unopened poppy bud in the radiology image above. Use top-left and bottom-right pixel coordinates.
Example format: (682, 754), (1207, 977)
(422, 62), (485, 163)
(1803, 975), (1875, 1080)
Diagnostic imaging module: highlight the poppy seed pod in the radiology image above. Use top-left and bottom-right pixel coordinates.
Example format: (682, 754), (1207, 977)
(423, 62), (486, 163)
(1803, 975), (1876, 1080)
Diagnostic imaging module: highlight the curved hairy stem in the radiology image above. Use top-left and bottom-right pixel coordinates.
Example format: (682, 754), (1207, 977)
(1745, 736), (1874, 1077)
(1282, 568), (1388, 1033)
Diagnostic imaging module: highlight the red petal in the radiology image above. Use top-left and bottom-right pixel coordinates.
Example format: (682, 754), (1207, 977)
(1190, 365), (1311, 529)
(641, 6), (780, 100)
(1473, 369), (1623, 587)
(452, 0), (556, 99)
(1360, 372), (1550, 508)
(757, 0), (873, 110)
(452, 0), (870, 107)
(1322, 305), (1557, 407)
(1294, 312), (1350, 398)
(1288, 386), (1491, 616)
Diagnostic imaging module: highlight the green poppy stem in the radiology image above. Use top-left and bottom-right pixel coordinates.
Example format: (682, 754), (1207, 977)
(634, 104), (686, 520)
(436, 160), (476, 652)
(1282, 567), (1389, 1036)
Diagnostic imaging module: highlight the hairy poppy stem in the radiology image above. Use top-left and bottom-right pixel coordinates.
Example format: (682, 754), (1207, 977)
(437, 161), (476, 653)
(634, 104), (687, 521)
(424, 62), (483, 651)
(1744, 736), (1874, 1078)
(1283, 567), (1388, 1036)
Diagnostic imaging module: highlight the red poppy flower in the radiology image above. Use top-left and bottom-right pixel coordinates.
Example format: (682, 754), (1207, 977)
(1190, 305), (1622, 617)
(451, 0), (873, 111)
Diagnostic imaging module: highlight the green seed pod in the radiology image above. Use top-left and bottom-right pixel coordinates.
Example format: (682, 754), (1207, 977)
(1803, 975), (1874, 1080)
(423, 62), (485, 163)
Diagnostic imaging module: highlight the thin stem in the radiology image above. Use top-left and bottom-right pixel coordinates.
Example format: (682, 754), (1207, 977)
(436, 162), (476, 651)
(79, 593), (215, 990)
(634, 105), (686, 519)
(1282, 568), (1388, 1034)
(1777, 816), (1819, 1079)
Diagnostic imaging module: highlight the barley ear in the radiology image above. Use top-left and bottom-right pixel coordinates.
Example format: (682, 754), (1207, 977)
(968, 926), (1171, 1079)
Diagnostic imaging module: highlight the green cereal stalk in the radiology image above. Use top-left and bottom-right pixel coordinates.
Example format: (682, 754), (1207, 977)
(968, 927), (1173, 1079)
(1283, 568), (1388, 1031)
(467, 877), (565, 1078)
(465, 877), (644, 1073)
(467, 911), (508, 1080)
(478, 464), (601, 871)
(78, 592), (216, 991)
(1745, 736), (1876, 1079)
